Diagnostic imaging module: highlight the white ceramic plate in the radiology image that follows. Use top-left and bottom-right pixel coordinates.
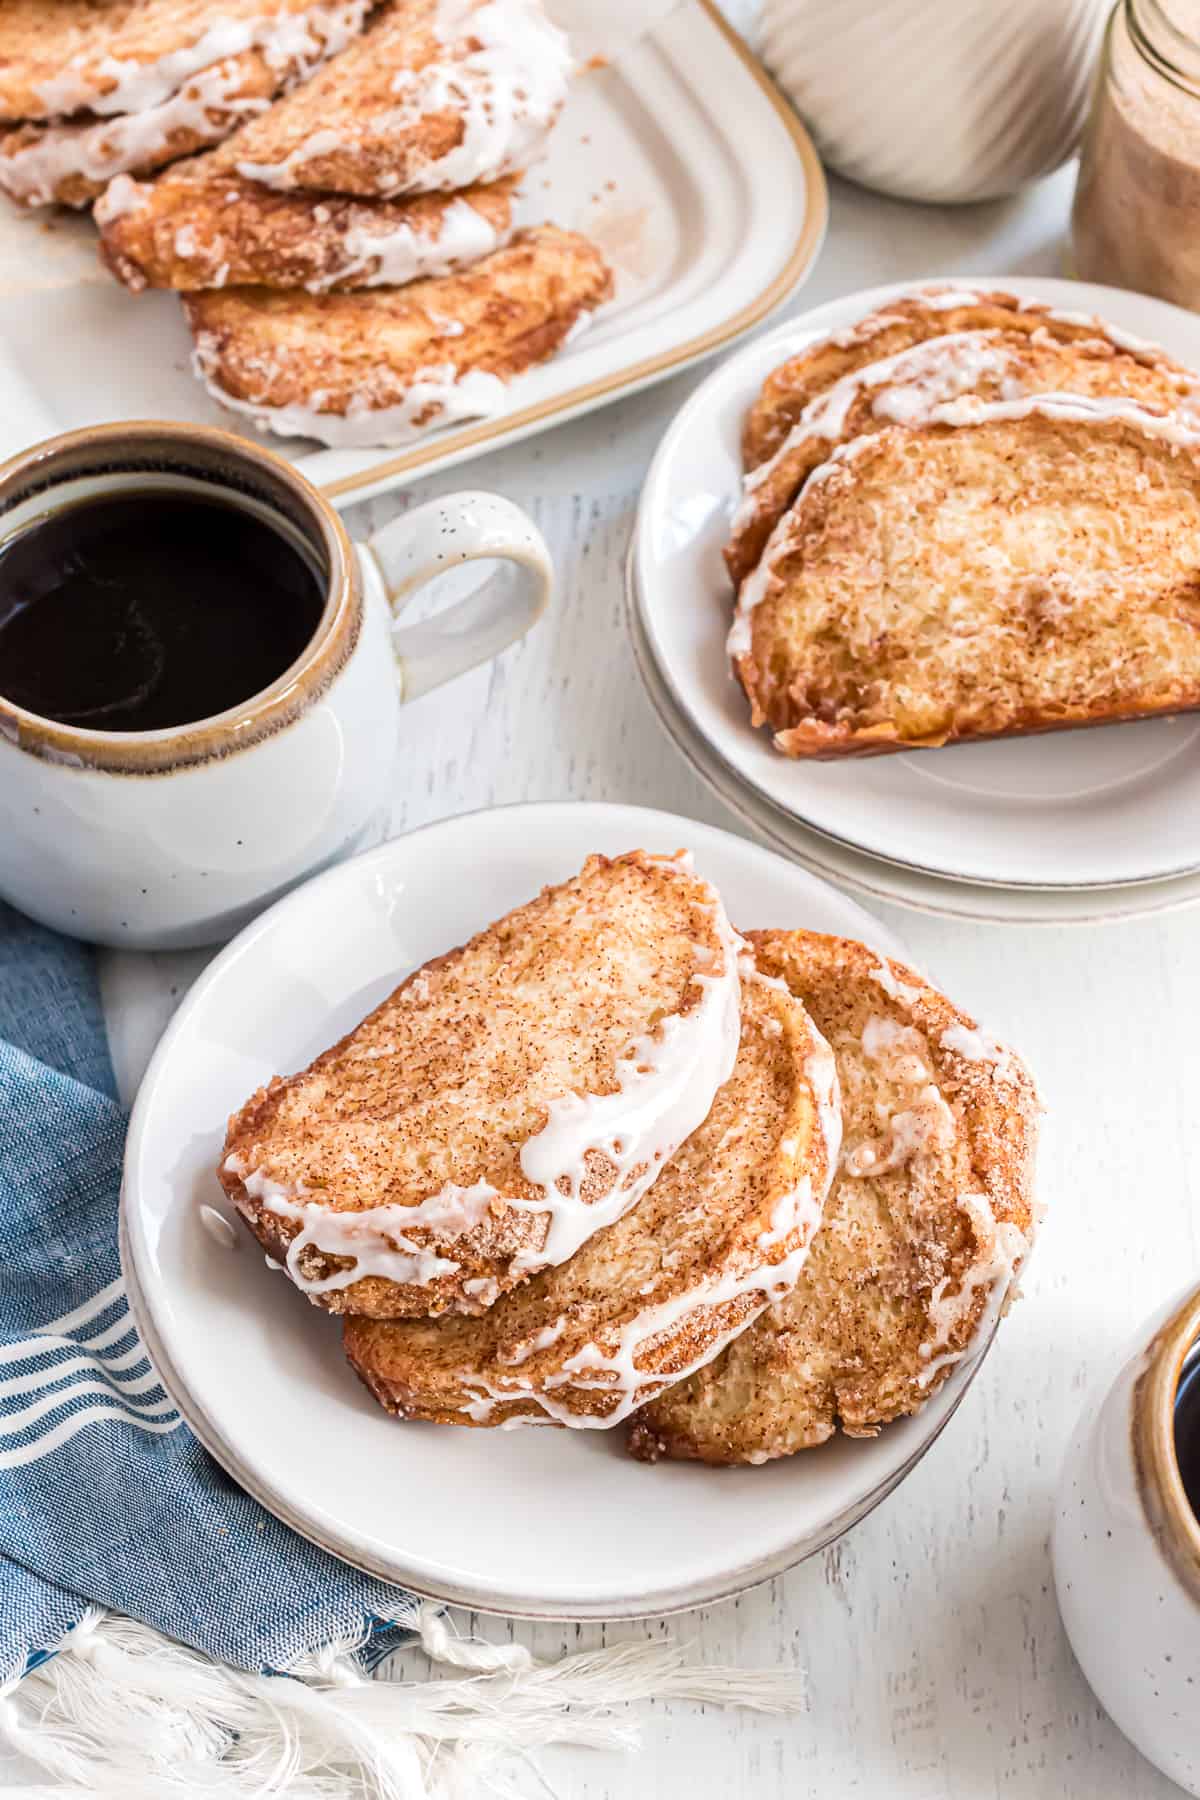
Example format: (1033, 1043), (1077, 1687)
(626, 559), (1200, 925)
(122, 801), (1008, 1619)
(0, 1), (824, 510)
(633, 274), (1200, 891)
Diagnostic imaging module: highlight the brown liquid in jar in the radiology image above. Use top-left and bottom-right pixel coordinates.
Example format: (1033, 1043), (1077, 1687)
(1073, 0), (1200, 309)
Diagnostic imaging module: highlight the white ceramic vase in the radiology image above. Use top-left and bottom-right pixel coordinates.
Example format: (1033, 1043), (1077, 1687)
(759, 0), (1110, 204)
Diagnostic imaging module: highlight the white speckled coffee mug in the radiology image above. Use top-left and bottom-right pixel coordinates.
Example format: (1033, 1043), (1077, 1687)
(1053, 1281), (1200, 1796)
(0, 422), (552, 950)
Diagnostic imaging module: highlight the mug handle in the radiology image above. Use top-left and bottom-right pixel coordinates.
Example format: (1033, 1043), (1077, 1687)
(363, 491), (553, 703)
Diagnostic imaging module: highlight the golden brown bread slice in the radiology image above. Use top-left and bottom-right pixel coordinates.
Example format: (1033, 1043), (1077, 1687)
(0, 0), (365, 122)
(740, 287), (1197, 471)
(731, 397), (1200, 759)
(96, 161), (517, 291)
(0, 51), (290, 207)
(343, 961), (840, 1428)
(0, 4), (369, 208)
(185, 224), (612, 446)
(628, 930), (1039, 1465)
(220, 851), (742, 1319)
(206, 0), (572, 198)
(727, 322), (1200, 588)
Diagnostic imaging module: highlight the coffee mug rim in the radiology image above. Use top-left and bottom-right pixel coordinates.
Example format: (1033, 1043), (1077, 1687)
(1135, 1281), (1200, 1603)
(0, 419), (360, 775)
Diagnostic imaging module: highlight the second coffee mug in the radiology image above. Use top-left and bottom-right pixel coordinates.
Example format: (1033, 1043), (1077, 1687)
(0, 422), (553, 949)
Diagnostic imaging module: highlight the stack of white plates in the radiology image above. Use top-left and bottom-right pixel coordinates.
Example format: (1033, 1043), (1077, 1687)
(628, 275), (1200, 925)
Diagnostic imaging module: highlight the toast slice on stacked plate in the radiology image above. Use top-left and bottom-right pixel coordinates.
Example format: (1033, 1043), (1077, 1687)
(728, 288), (1200, 760)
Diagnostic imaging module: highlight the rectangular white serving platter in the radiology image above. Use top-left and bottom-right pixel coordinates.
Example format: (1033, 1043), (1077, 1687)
(0, 0), (825, 509)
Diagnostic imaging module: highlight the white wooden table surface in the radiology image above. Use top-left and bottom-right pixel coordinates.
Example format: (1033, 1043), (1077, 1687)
(23, 51), (1200, 1800)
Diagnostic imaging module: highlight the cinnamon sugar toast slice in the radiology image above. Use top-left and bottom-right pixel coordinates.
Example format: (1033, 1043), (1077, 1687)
(731, 398), (1200, 758)
(97, 162), (517, 291)
(207, 0), (571, 198)
(343, 959), (840, 1428)
(220, 851), (742, 1319)
(0, 0), (363, 122)
(629, 930), (1039, 1465)
(185, 224), (612, 446)
(0, 3), (369, 207)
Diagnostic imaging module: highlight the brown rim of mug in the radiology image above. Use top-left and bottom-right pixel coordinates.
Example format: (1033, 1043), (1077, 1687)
(1133, 1282), (1200, 1603)
(0, 420), (361, 776)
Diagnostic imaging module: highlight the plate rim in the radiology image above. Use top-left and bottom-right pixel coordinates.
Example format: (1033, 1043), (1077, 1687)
(624, 544), (1200, 927)
(632, 270), (1200, 892)
(120, 798), (1007, 1620)
(315, 0), (829, 504)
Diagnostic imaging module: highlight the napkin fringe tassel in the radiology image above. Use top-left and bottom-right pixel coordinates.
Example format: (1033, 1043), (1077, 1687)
(0, 1598), (806, 1797)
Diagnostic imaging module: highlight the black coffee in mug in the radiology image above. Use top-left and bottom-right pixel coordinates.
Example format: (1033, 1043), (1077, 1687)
(1175, 1339), (1200, 1522)
(0, 487), (325, 732)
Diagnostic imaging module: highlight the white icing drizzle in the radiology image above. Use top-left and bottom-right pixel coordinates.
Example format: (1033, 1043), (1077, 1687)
(192, 355), (512, 447)
(917, 287), (984, 310)
(33, 4), (370, 118)
(93, 173), (149, 221)
(226, 1157), (506, 1295)
(916, 1190), (1027, 1387)
(805, 1022), (843, 1202)
(236, 0), (573, 194)
(843, 1088), (956, 1177)
(1026, 300), (1165, 363)
(508, 861), (743, 1273)
(198, 1203), (237, 1249)
(842, 1012), (956, 1178)
(498, 1317), (566, 1366)
(868, 957), (924, 1007)
(2, 6), (365, 206)
(313, 192), (512, 291)
(940, 1020), (1016, 1078)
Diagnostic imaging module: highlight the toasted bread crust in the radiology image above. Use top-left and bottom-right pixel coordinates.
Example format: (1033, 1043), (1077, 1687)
(185, 224), (612, 429)
(97, 162), (517, 291)
(733, 404), (1200, 759)
(628, 931), (1039, 1465)
(343, 966), (839, 1427)
(220, 851), (740, 1318)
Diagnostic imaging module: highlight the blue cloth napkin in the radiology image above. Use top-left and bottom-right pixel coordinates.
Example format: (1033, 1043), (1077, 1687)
(0, 901), (413, 1687)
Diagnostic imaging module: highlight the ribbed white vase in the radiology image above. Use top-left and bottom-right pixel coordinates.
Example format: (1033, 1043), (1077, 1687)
(759, 0), (1110, 204)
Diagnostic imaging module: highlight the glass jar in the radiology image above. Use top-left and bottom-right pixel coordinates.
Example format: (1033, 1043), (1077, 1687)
(1073, 1), (1200, 307)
